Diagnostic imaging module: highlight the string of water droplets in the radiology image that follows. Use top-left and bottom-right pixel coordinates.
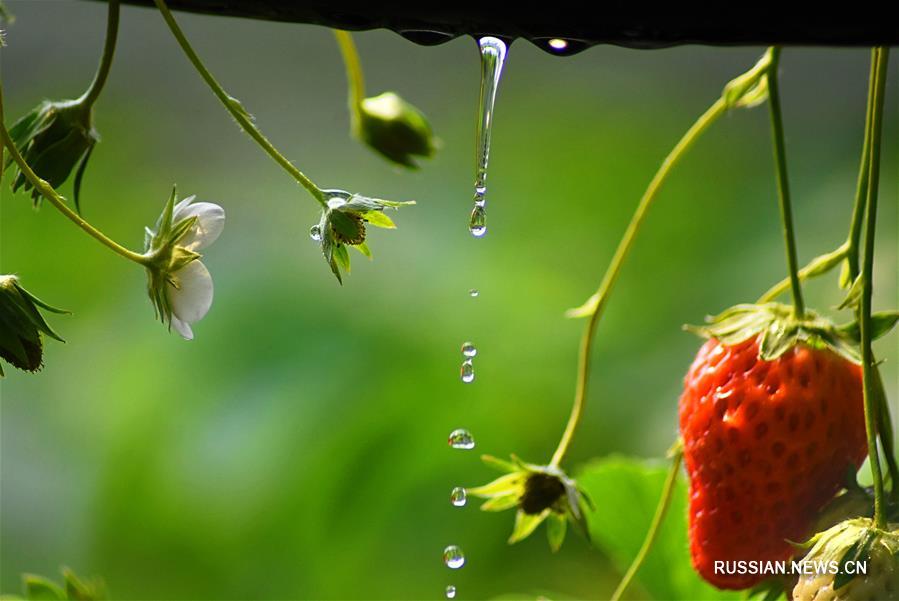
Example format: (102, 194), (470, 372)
(444, 35), (507, 600)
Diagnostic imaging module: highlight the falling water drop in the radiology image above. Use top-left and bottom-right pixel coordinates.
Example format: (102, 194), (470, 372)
(469, 36), (507, 237)
(450, 487), (467, 507)
(460, 359), (475, 383)
(309, 224), (322, 242)
(461, 342), (477, 358)
(445, 585), (457, 599)
(448, 428), (475, 449)
(443, 545), (466, 569)
(469, 289), (479, 298)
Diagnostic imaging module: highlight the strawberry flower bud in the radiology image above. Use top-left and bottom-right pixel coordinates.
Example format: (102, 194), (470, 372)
(356, 92), (436, 169)
(144, 188), (224, 340)
(467, 454), (593, 552)
(311, 189), (414, 284)
(0, 275), (67, 376)
(4, 99), (99, 211)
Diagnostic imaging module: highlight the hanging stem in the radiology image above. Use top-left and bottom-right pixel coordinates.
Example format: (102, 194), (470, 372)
(76, 0), (120, 108)
(611, 443), (683, 601)
(152, 0), (327, 208)
(846, 51), (878, 282)
(549, 97), (729, 467)
(333, 30), (365, 133)
(858, 46), (888, 530)
(0, 87), (148, 266)
(765, 47), (805, 320)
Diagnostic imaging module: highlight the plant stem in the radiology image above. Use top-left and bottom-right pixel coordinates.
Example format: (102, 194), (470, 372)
(0, 88), (148, 266)
(76, 0), (120, 108)
(610, 443), (683, 601)
(765, 47), (805, 320)
(549, 97), (728, 467)
(846, 50), (878, 281)
(153, 0), (327, 208)
(333, 30), (365, 133)
(858, 46), (888, 530)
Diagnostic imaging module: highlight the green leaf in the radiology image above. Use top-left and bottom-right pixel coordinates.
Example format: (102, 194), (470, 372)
(838, 311), (899, 344)
(833, 527), (875, 590)
(508, 509), (549, 544)
(546, 512), (567, 552)
(21, 575), (64, 601)
(362, 210), (396, 229)
(577, 456), (740, 601)
(838, 275), (863, 310)
(351, 242), (372, 259)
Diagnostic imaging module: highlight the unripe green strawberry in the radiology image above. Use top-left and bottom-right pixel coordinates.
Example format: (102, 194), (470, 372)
(793, 518), (899, 601)
(679, 303), (872, 590)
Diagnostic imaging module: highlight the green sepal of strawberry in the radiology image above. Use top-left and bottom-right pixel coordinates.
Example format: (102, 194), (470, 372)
(685, 302), (898, 365)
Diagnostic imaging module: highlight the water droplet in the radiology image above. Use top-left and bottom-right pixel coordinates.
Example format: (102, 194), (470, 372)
(448, 429), (475, 449)
(548, 38), (568, 51)
(309, 224), (322, 242)
(469, 204), (487, 238)
(533, 38), (591, 56)
(443, 545), (466, 569)
(469, 289), (479, 297)
(445, 585), (457, 599)
(460, 359), (475, 383)
(471, 36), (507, 229)
(461, 342), (477, 358)
(450, 487), (467, 507)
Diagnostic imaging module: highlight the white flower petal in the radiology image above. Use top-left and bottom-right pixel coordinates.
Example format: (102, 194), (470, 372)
(170, 315), (194, 340)
(167, 260), (214, 325)
(172, 195), (197, 220)
(176, 201), (225, 251)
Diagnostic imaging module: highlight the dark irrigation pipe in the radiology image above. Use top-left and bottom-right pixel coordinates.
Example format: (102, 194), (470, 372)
(84, 1), (899, 53)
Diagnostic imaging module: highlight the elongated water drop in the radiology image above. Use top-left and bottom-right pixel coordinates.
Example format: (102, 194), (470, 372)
(469, 36), (507, 237)
(460, 359), (475, 383)
(461, 342), (477, 358)
(443, 545), (465, 569)
(448, 429), (475, 449)
(445, 585), (457, 598)
(450, 487), (467, 507)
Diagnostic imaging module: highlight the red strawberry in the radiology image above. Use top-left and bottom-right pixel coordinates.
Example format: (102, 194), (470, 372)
(679, 333), (867, 590)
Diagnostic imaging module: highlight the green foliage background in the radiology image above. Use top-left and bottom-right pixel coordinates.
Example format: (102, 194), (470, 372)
(1, 2), (897, 599)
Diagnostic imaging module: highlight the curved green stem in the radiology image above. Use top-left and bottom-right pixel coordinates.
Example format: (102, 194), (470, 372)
(765, 47), (805, 320)
(859, 46), (889, 529)
(76, 0), (120, 108)
(549, 97), (728, 467)
(846, 52), (878, 282)
(1, 88), (147, 266)
(611, 443), (683, 601)
(333, 30), (365, 134)
(152, 0), (327, 208)
(757, 243), (848, 303)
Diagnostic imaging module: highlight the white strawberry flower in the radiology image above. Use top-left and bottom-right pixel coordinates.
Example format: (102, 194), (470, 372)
(144, 189), (225, 340)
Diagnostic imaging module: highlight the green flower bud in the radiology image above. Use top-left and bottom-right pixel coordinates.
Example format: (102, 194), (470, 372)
(0, 275), (67, 376)
(144, 188), (224, 340)
(312, 190), (414, 284)
(467, 454), (593, 552)
(5, 99), (99, 211)
(356, 92), (436, 169)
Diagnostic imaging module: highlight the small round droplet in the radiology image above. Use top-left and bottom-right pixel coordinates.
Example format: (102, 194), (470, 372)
(448, 429), (475, 450)
(445, 585), (457, 599)
(469, 205), (487, 238)
(309, 224), (322, 242)
(460, 359), (475, 383)
(469, 289), (479, 298)
(461, 342), (477, 358)
(450, 487), (467, 507)
(548, 38), (568, 51)
(443, 545), (465, 569)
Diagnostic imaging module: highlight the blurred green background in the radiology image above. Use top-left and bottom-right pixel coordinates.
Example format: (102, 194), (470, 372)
(1, 2), (897, 599)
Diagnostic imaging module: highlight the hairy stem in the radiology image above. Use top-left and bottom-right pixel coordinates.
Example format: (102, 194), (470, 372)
(1, 86), (147, 265)
(611, 443), (684, 601)
(153, 0), (327, 208)
(765, 47), (805, 320)
(77, 0), (120, 108)
(859, 46), (888, 529)
(549, 97), (728, 467)
(333, 30), (365, 134)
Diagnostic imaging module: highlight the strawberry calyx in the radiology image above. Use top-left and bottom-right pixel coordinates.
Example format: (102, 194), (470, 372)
(686, 302), (898, 364)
